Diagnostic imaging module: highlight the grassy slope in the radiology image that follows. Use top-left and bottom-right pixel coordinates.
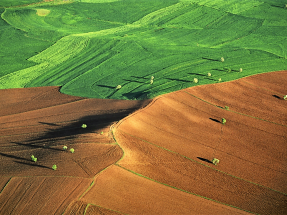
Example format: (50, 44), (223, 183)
(0, 0), (41, 7)
(0, 0), (286, 99)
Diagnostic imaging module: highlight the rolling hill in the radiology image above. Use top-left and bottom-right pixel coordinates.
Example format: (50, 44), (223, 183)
(0, 0), (286, 214)
(0, 0), (286, 99)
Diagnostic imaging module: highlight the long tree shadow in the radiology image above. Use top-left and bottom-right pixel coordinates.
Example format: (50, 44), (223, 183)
(209, 118), (221, 123)
(27, 108), (148, 144)
(166, 77), (190, 83)
(197, 157), (213, 164)
(13, 161), (51, 169)
(270, 4), (286, 8)
(272, 95), (282, 100)
(4, 98), (150, 171)
(202, 57), (220, 62)
(188, 72), (206, 77)
(122, 78), (146, 84)
(39, 122), (59, 126)
(122, 91), (149, 100)
(97, 84), (116, 89)
(0, 152), (31, 162)
(11, 142), (64, 151)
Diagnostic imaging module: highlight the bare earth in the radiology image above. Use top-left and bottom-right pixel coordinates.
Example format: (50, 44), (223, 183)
(0, 71), (286, 214)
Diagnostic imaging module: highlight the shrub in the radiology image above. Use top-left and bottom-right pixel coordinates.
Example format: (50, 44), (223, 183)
(220, 57), (224, 62)
(224, 106), (229, 110)
(31, 155), (37, 162)
(222, 118), (226, 125)
(70, 148), (75, 153)
(193, 78), (198, 83)
(116, 85), (122, 90)
(63, 146), (68, 150)
(207, 72), (211, 77)
(81, 124), (87, 128)
(225, 68), (231, 73)
(212, 158), (220, 165)
(100, 131), (104, 135)
(52, 164), (57, 170)
(284, 95), (287, 100)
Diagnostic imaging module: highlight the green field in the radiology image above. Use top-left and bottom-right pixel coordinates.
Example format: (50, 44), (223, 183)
(0, 0), (286, 99)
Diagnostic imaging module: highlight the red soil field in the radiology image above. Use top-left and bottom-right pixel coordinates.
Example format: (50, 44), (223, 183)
(0, 177), (92, 214)
(0, 86), (149, 214)
(0, 71), (286, 214)
(113, 71), (287, 214)
(80, 165), (248, 215)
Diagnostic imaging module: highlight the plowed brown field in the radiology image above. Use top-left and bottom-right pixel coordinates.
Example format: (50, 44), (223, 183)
(113, 71), (287, 214)
(0, 71), (286, 214)
(0, 86), (149, 214)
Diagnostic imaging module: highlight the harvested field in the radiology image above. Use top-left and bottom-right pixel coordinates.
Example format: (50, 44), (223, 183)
(185, 70), (287, 125)
(81, 165), (248, 215)
(0, 72), (286, 214)
(64, 200), (122, 215)
(0, 86), (150, 214)
(0, 176), (92, 214)
(113, 70), (287, 214)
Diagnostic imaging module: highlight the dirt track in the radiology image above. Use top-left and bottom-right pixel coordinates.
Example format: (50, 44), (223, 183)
(0, 71), (286, 214)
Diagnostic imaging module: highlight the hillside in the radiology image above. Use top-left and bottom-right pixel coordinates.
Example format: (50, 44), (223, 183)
(0, 1), (286, 214)
(0, 71), (286, 214)
(0, 0), (286, 99)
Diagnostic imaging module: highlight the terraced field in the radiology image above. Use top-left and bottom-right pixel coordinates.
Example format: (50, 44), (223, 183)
(0, 0), (286, 214)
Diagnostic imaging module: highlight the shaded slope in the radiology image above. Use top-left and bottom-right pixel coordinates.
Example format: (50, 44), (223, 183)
(0, 86), (150, 214)
(113, 70), (287, 214)
(0, 86), (149, 177)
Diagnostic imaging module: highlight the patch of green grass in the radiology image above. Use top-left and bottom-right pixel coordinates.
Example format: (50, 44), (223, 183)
(0, 0), (40, 7)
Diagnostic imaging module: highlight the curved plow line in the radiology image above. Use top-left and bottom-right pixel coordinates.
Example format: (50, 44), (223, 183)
(133, 2), (193, 26)
(0, 177), (12, 195)
(115, 164), (258, 215)
(242, 79), (287, 97)
(90, 49), (152, 86)
(83, 203), (126, 215)
(184, 91), (287, 127)
(7, 175), (93, 180)
(211, 18), (264, 48)
(77, 164), (123, 201)
(0, 118), (91, 130)
(0, 123), (93, 138)
(0, 97), (87, 118)
(0, 178), (23, 212)
(117, 129), (287, 196)
(75, 125), (127, 201)
(61, 40), (122, 84)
